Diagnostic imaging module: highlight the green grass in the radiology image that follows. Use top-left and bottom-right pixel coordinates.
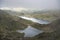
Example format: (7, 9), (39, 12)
(0, 10), (26, 40)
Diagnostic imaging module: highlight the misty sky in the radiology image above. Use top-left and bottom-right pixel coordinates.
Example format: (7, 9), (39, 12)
(0, 0), (60, 9)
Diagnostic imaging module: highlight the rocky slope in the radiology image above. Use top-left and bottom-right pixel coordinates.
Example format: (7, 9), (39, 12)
(0, 10), (27, 40)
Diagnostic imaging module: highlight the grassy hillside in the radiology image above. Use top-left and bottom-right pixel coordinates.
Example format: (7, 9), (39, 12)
(21, 19), (60, 40)
(3, 10), (60, 21)
(0, 10), (60, 40)
(0, 10), (27, 40)
(34, 19), (60, 40)
(23, 10), (60, 21)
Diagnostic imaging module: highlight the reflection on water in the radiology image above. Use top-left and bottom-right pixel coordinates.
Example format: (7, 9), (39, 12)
(19, 16), (50, 24)
(17, 16), (50, 37)
(17, 26), (44, 37)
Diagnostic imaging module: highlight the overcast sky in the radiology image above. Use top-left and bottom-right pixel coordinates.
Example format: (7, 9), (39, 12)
(0, 0), (60, 9)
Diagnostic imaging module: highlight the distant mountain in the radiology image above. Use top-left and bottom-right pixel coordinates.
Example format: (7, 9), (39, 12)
(0, 7), (42, 13)
(0, 7), (60, 18)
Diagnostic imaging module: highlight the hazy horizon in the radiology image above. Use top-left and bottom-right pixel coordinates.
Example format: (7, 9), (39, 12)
(0, 0), (60, 10)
